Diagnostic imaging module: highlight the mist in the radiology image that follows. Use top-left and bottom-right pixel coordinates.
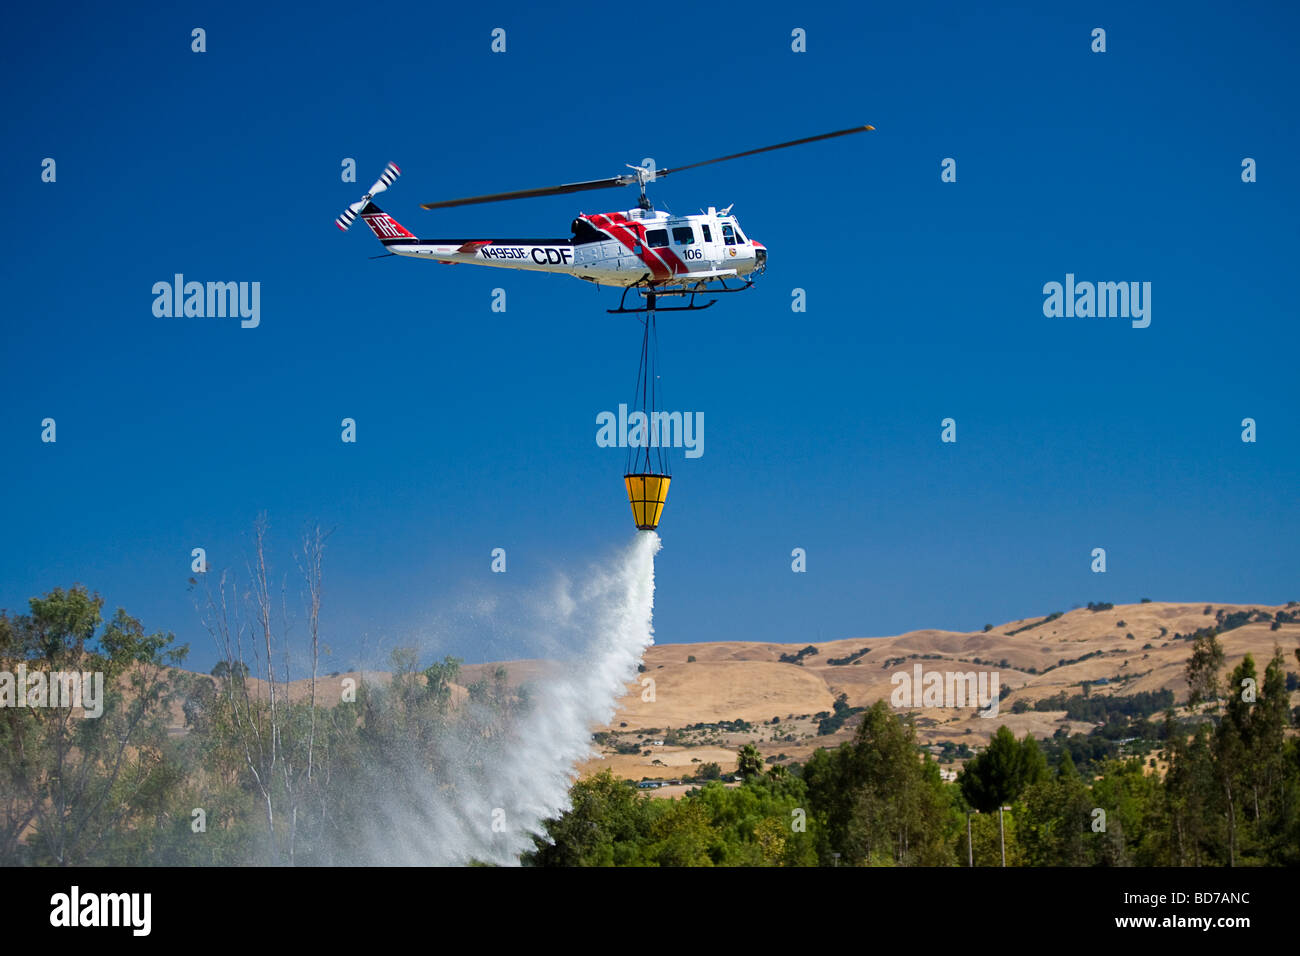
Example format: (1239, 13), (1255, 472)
(352, 531), (661, 865)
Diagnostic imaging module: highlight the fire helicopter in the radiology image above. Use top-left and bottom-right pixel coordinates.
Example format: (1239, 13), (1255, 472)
(336, 124), (876, 532)
(335, 124), (874, 313)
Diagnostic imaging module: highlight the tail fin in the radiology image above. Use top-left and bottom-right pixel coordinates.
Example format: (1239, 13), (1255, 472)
(357, 202), (416, 241)
(335, 162), (405, 232)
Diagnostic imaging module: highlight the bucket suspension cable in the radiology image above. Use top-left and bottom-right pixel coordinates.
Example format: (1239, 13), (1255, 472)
(626, 309), (669, 477)
(626, 311), (650, 473)
(623, 297), (671, 532)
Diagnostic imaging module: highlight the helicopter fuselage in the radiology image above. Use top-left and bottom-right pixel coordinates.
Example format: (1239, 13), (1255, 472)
(368, 206), (766, 289)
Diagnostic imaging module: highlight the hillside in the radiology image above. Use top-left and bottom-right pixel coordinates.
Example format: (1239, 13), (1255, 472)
(192, 601), (1300, 788)
(576, 601), (1300, 785)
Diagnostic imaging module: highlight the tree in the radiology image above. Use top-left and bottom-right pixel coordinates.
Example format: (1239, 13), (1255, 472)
(526, 771), (652, 866)
(1091, 757), (1166, 866)
(753, 817), (788, 865)
(210, 660), (249, 680)
(1208, 650), (1293, 865)
(1251, 649), (1295, 863)
(696, 761), (722, 781)
(1164, 717), (1217, 866)
(686, 773), (817, 866)
(0, 586), (188, 865)
(423, 656), (462, 715)
(643, 799), (717, 866)
(959, 726), (1045, 813)
(736, 743), (765, 780)
(196, 516), (333, 864)
(803, 701), (952, 865)
(1019, 748), (1094, 866)
(1185, 632), (1224, 711)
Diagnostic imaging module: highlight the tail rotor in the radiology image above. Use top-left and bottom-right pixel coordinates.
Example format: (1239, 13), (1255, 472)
(335, 162), (401, 231)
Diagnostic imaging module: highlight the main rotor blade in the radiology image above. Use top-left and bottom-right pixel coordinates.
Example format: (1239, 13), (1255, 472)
(420, 176), (630, 210)
(657, 124), (875, 178)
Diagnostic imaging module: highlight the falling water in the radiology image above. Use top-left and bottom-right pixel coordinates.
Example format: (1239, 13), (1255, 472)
(356, 532), (661, 865)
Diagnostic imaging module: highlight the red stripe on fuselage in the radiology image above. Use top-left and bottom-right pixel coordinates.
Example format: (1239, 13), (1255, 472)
(656, 248), (690, 275)
(603, 213), (693, 276)
(586, 213), (671, 279)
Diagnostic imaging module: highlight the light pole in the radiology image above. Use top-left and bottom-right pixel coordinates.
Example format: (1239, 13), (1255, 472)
(999, 806), (1011, 867)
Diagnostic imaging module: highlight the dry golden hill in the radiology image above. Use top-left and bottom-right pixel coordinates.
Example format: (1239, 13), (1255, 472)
(187, 601), (1299, 790)
(576, 601), (1300, 785)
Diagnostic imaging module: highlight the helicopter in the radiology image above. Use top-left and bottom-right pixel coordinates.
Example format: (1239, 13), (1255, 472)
(335, 124), (874, 313)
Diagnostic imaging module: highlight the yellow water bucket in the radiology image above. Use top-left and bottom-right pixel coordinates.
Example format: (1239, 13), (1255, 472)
(624, 474), (670, 531)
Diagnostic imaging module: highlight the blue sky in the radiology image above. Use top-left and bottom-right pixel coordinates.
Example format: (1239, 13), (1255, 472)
(2, 1), (1297, 673)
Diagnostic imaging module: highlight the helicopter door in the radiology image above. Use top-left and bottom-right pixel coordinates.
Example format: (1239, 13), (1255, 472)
(670, 224), (702, 273)
(616, 224), (645, 273)
(720, 221), (739, 263)
(698, 221), (722, 268)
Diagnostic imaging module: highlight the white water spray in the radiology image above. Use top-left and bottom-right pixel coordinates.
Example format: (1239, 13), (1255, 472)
(357, 532), (661, 865)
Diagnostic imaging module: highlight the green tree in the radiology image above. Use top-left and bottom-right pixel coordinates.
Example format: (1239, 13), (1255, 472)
(964, 804), (1025, 866)
(1251, 649), (1297, 862)
(1185, 631), (1224, 712)
(960, 726), (1046, 813)
(688, 773), (817, 866)
(0, 586), (188, 865)
(1091, 757), (1166, 866)
(526, 771), (653, 866)
(1019, 749), (1094, 866)
(1164, 717), (1218, 865)
(423, 656), (462, 715)
(209, 660), (249, 680)
(803, 701), (953, 865)
(695, 761), (722, 781)
(736, 743), (765, 780)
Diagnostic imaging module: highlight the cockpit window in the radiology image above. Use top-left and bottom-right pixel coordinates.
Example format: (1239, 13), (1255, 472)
(701, 224), (713, 242)
(570, 218), (605, 244)
(646, 229), (670, 248)
(672, 226), (695, 245)
(732, 223), (747, 243)
(722, 223), (736, 246)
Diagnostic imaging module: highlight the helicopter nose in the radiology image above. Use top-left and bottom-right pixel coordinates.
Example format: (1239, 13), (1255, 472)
(754, 245), (767, 271)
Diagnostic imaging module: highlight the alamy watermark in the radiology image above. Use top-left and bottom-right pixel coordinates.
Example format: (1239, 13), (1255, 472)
(890, 664), (999, 717)
(596, 403), (704, 459)
(50, 886), (150, 936)
(152, 275), (260, 328)
(1043, 273), (1150, 328)
(0, 664), (104, 718)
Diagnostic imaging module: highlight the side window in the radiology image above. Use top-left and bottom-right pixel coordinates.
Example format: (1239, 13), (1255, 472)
(732, 223), (747, 243)
(722, 223), (736, 246)
(671, 226), (695, 245)
(646, 229), (669, 248)
(701, 224), (713, 243)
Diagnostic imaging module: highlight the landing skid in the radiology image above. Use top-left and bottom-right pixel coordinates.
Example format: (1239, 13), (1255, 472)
(607, 275), (755, 314)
